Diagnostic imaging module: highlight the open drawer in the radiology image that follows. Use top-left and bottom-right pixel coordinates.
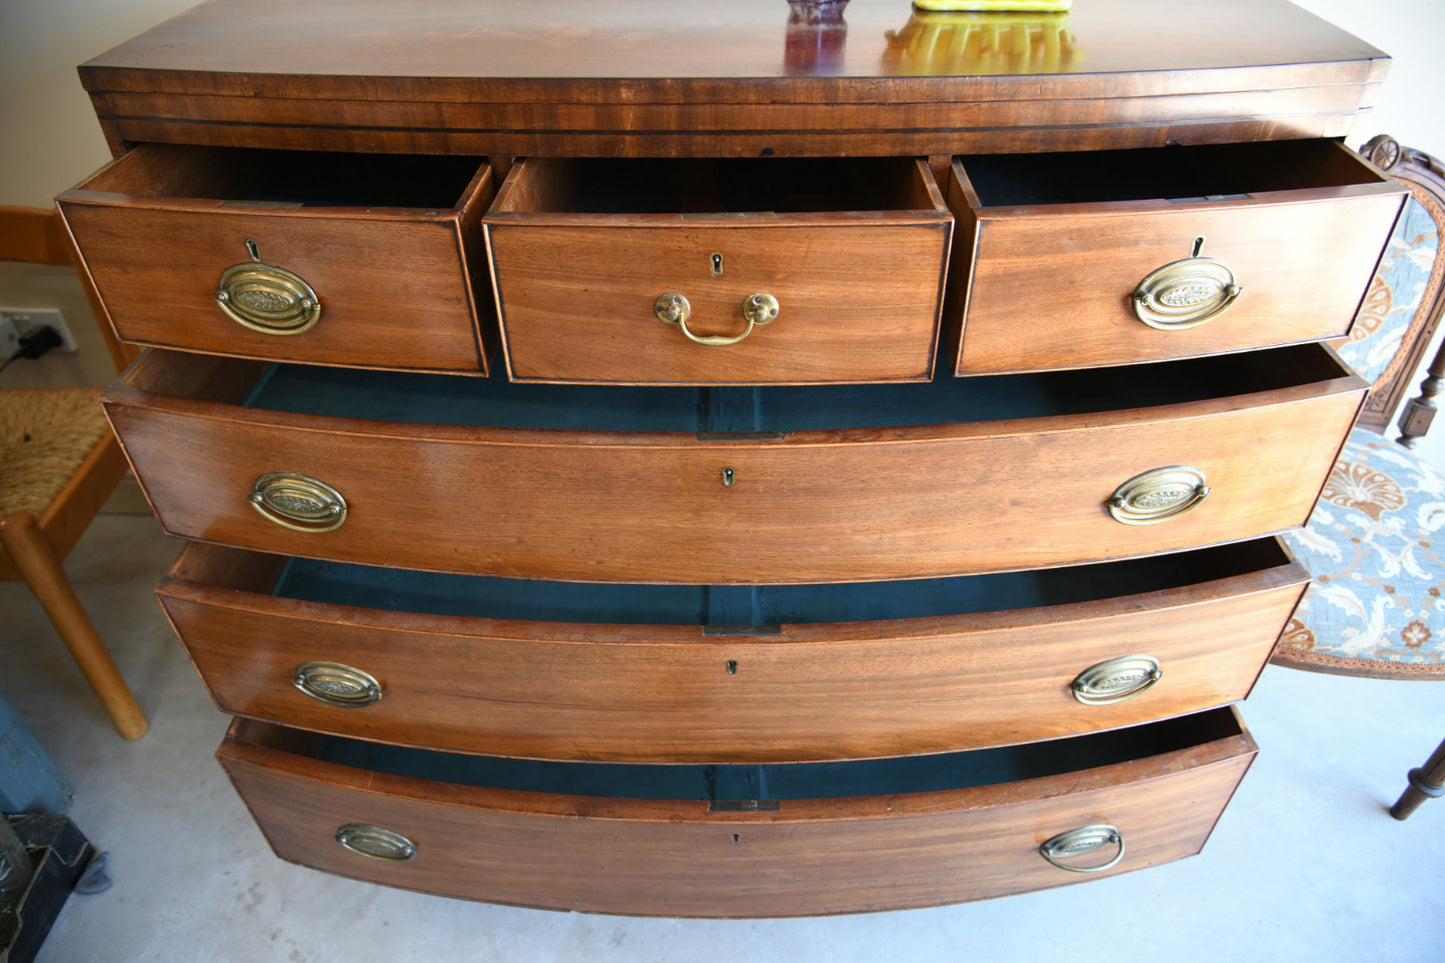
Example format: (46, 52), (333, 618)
(57, 144), (497, 374)
(947, 139), (1406, 374)
(483, 157), (952, 385)
(219, 708), (1257, 917)
(102, 343), (1364, 582)
(163, 539), (1303, 762)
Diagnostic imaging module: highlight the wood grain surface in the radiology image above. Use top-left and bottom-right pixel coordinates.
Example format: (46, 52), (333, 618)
(217, 713), (1256, 917)
(58, 144), (495, 374)
(486, 158), (950, 384)
(161, 540), (1303, 762)
(948, 144), (1407, 373)
(76, 0), (1387, 157)
(102, 346), (1365, 583)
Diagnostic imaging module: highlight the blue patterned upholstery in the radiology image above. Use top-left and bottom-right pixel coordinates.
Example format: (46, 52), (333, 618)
(1335, 197), (1439, 386)
(1278, 431), (1445, 676)
(1272, 188), (1445, 678)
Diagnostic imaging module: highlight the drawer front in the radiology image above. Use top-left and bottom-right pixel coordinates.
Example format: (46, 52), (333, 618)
(218, 714), (1256, 918)
(484, 157), (951, 385)
(58, 144), (496, 374)
(103, 349), (1363, 583)
(948, 143), (1407, 374)
(162, 542), (1303, 762)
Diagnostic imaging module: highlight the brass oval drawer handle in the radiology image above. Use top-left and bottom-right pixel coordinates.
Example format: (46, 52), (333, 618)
(1132, 256), (1242, 330)
(1071, 655), (1163, 706)
(216, 260), (321, 335)
(249, 471), (348, 533)
(294, 661), (382, 708)
(335, 824), (416, 862)
(1039, 824), (1125, 874)
(1107, 466), (1210, 525)
(654, 291), (778, 346)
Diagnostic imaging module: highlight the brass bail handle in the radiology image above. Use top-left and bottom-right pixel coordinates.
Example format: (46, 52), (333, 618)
(335, 824), (416, 862)
(294, 661), (382, 708)
(654, 292), (779, 346)
(1039, 824), (1126, 874)
(249, 471), (348, 533)
(216, 238), (322, 335)
(1107, 465), (1210, 525)
(1131, 236), (1242, 330)
(1071, 655), (1163, 706)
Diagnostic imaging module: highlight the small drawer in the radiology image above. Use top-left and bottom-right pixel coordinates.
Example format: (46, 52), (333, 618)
(947, 139), (1407, 374)
(57, 144), (497, 374)
(102, 343), (1363, 582)
(218, 709), (1256, 917)
(162, 539), (1302, 762)
(483, 157), (952, 385)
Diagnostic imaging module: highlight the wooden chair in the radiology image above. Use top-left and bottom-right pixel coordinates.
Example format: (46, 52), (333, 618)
(1270, 136), (1445, 818)
(0, 205), (147, 739)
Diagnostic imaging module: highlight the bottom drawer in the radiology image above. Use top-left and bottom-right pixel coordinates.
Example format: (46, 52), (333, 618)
(219, 709), (1256, 918)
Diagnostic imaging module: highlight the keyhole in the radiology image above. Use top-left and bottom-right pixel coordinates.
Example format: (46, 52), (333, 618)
(711, 252), (725, 277)
(731, 833), (741, 843)
(1191, 236), (1206, 258)
(722, 467), (735, 487)
(726, 660), (738, 675)
(246, 239), (261, 261)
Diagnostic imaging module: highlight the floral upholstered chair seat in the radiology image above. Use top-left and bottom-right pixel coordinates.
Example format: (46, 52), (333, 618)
(1276, 432), (1444, 675)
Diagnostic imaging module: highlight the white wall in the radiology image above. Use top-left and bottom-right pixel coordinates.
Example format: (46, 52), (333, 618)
(1294, 0), (1445, 155)
(1, 0), (196, 209)
(1, 0), (1444, 388)
(0, 0), (194, 387)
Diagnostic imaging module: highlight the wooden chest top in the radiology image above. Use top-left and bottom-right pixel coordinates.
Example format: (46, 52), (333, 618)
(77, 0), (1389, 156)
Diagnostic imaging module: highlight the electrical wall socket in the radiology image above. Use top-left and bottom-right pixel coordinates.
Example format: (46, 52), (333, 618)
(0, 308), (77, 355)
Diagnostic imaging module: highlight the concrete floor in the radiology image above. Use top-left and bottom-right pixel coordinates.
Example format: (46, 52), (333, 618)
(4, 468), (1443, 961)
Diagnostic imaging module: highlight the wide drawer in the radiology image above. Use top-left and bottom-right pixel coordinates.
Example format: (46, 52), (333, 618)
(483, 157), (952, 385)
(219, 709), (1256, 917)
(947, 139), (1406, 374)
(57, 144), (497, 374)
(163, 539), (1302, 762)
(103, 344), (1363, 582)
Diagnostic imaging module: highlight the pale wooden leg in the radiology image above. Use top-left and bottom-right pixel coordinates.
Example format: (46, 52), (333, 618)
(1389, 738), (1445, 820)
(1, 511), (148, 739)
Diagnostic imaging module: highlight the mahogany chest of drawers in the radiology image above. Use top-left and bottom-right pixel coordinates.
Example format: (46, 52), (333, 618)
(61, 0), (1403, 916)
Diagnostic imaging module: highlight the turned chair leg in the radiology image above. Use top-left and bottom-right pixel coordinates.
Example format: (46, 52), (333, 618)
(0, 511), (148, 740)
(1389, 738), (1445, 820)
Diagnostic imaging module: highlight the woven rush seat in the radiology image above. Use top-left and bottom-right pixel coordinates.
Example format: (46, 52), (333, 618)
(0, 388), (110, 517)
(0, 204), (146, 739)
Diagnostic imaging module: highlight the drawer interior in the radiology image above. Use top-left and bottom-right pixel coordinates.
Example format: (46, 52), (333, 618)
(77, 143), (486, 210)
(230, 342), (1350, 432)
(492, 157), (939, 215)
(267, 538), (1293, 625)
(959, 139), (1389, 207)
(305, 707), (1245, 800)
